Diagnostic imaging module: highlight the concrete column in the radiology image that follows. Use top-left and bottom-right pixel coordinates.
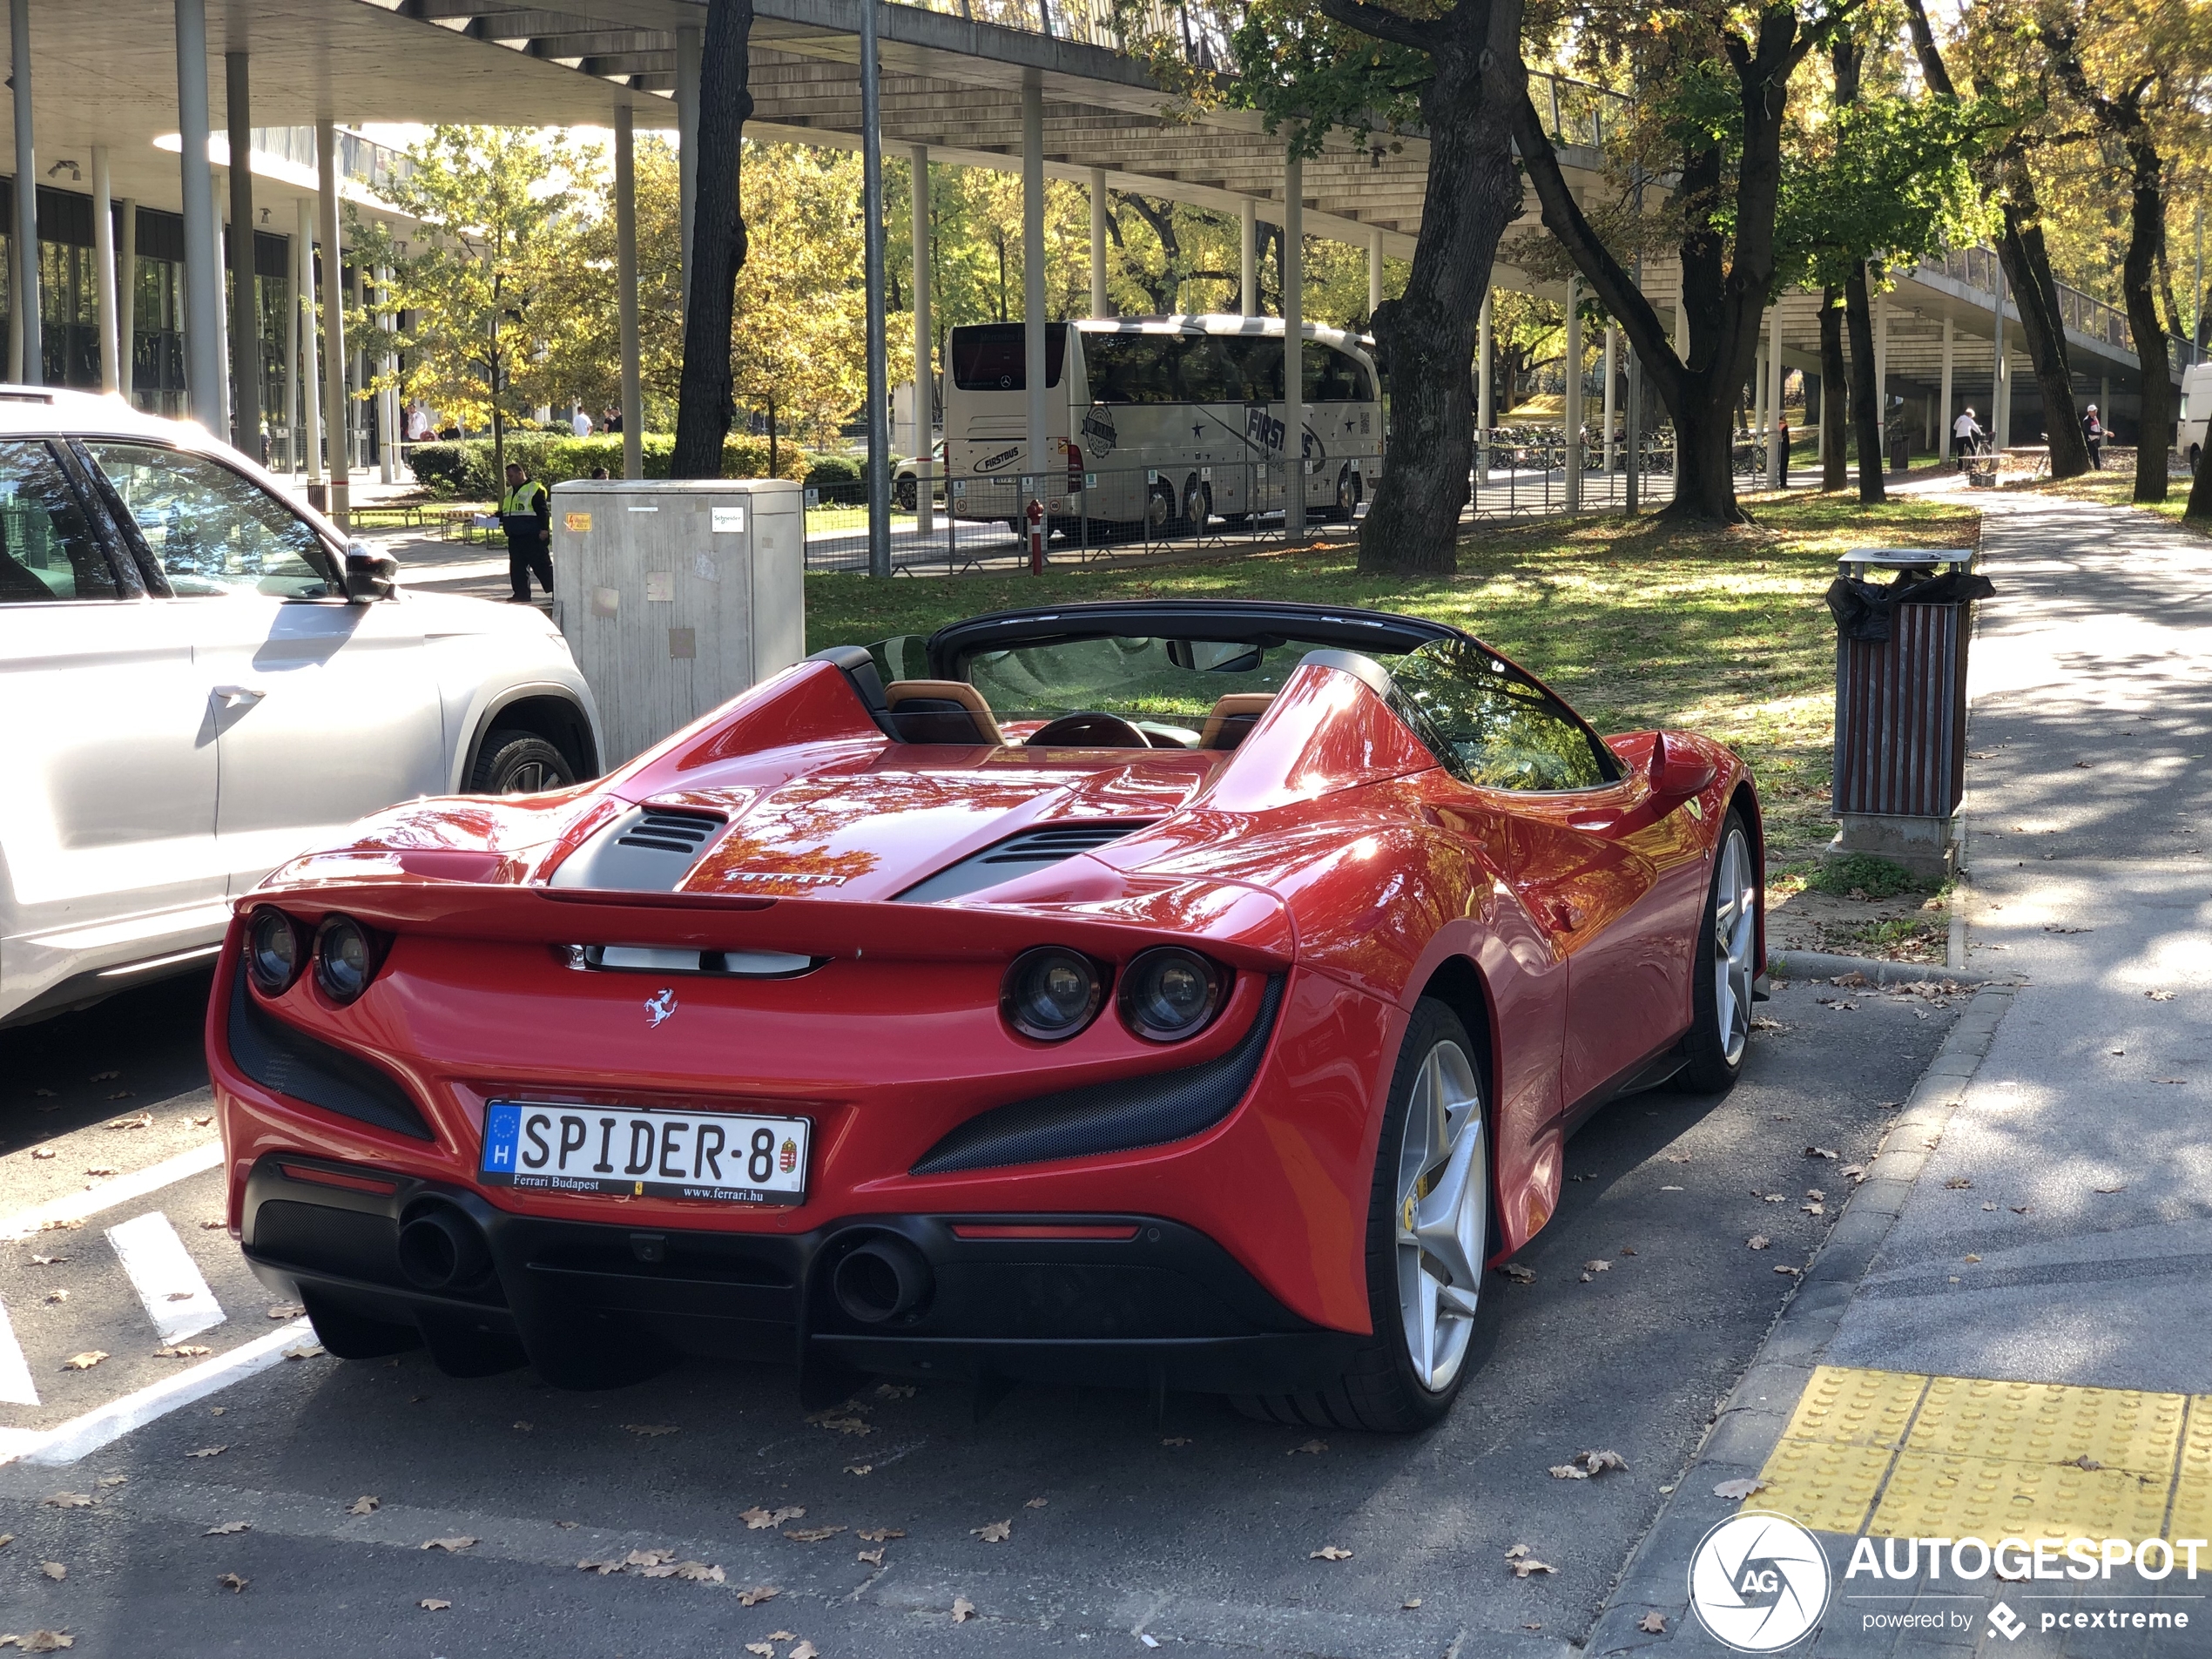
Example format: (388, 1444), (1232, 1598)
(1239, 198), (1256, 316)
(1674, 293), (1689, 362)
(1476, 289), (1493, 482)
(175, 0), (222, 426)
(676, 25), (701, 306)
(296, 194), (320, 483)
(1021, 71), (1047, 490)
(1751, 340), (1765, 437)
(315, 116), (349, 527)
(92, 147), (119, 395)
(2101, 375), (2110, 435)
(616, 105), (642, 478)
(859, 0), (889, 578)
(1283, 143), (1304, 538)
(1367, 227), (1382, 320)
(1765, 306), (1784, 489)
(1563, 275), (1581, 510)
(118, 199), (136, 406)
(911, 143), (934, 530)
(1602, 321), (1617, 475)
(225, 51), (260, 454)
(376, 265), (398, 483)
(281, 209), (297, 468)
(1873, 292), (1888, 435)
(9, 0), (36, 384)
(213, 176), (232, 431)
(1992, 258), (2008, 452)
(1939, 315), (1952, 459)
(1087, 166), (1108, 319)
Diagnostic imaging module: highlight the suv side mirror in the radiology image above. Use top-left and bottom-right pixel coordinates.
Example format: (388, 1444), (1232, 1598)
(344, 543), (399, 603)
(1649, 731), (1716, 801)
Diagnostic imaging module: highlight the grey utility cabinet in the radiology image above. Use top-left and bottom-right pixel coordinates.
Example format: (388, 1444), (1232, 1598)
(550, 478), (805, 765)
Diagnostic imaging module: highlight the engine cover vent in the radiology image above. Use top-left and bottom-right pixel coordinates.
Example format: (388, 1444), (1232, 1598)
(550, 806), (729, 893)
(894, 820), (1156, 904)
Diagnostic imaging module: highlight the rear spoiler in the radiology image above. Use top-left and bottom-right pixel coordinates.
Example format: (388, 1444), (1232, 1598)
(233, 877), (1297, 973)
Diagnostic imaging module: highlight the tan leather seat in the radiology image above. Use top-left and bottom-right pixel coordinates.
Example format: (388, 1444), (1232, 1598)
(1199, 692), (1275, 750)
(883, 679), (1004, 745)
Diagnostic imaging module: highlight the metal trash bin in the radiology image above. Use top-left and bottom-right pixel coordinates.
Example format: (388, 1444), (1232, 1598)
(1824, 549), (1992, 879)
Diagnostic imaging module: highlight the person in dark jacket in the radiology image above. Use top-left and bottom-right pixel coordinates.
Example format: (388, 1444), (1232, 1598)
(2082, 404), (2104, 469)
(501, 462), (553, 603)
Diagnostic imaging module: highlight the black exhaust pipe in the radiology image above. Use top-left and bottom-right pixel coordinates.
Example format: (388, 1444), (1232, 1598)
(832, 1236), (934, 1324)
(396, 1203), (493, 1291)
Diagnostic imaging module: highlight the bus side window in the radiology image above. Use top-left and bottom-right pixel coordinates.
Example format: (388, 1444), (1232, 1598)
(1303, 343), (1371, 403)
(1224, 334), (1285, 401)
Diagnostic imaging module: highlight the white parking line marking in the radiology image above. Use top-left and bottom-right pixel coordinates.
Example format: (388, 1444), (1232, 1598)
(0, 1298), (38, 1407)
(10, 1319), (313, 1467)
(105, 1212), (225, 1343)
(2, 1142), (223, 1240)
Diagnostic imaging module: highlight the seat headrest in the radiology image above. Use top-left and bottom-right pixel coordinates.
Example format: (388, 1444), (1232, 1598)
(883, 678), (1003, 745)
(1200, 692), (1276, 750)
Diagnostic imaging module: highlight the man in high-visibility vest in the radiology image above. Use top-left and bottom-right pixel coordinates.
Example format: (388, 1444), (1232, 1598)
(501, 462), (552, 603)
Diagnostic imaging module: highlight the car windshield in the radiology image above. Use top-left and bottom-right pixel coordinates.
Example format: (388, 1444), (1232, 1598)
(884, 632), (1407, 727)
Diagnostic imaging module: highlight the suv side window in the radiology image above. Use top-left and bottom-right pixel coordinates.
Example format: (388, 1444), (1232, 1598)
(0, 439), (118, 603)
(1390, 639), (1614, 792)
(82, 442), (336, 599)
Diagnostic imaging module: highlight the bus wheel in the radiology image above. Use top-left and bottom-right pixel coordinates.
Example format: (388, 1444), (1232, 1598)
(2192, 445), (2202, 475)
(1145, 484), (1174, 538)
(1333, 469), (1362, 521)
(1183, 476), (1211, 535)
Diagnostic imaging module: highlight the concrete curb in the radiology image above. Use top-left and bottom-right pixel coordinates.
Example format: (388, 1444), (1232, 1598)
(1580, 983), (2019, 1655)
(1764, 948), (1987, 987)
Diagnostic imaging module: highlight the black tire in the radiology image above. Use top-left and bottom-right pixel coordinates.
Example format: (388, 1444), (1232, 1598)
(894, 476), (918, 511)
(1676, 808), (1758, 1094)
(1233, 997), (1498, 1433)
(469, 729), (576, 796)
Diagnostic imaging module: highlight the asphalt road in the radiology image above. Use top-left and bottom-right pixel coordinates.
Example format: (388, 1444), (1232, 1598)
(0, 968), (1963, 1658)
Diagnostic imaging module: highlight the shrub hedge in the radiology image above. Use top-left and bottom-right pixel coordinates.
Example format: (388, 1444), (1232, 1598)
(405, 432), (812, 498)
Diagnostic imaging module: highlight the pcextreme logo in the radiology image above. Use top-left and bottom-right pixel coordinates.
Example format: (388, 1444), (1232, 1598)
(1689, 1511), (1833, 1652)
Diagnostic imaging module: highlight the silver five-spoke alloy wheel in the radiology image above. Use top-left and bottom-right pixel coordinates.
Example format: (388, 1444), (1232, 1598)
(1711, 826), (1757, 1067)
(1394, 1039), (1487, 1393)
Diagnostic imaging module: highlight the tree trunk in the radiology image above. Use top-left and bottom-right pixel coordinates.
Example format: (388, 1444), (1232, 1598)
(1343, 0), (1527, 576)
(1819, 288), (1849, 489)
(672, 0), (755, 479)
(1843, 262), (1885, 503)
(1514, 10), (1804, 526)
(2118, 132), (2173, 503)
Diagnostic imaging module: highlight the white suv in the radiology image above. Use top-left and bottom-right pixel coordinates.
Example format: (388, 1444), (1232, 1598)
(0, 388), (603, 1027)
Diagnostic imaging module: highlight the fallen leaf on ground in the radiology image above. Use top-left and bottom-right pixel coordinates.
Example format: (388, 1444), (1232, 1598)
(857, 1547), (884, 1565)
(1547, 1449), (1628, 1480)
(1945, 1177), (1973, 1190)
(738, 1585), (780, 1607)
(204, 1521), (251, 1535)
(89, 1071), (118, 1082)
(156, 1345), (212, 1359)
(972, 1520), (1013, 1543)
(1639, 1611), (1669, 1633)
(809, 1414), (872, 1436)
(1501, 1263), (1535, 1283)
(41, 1494), (89, 1508)
(106, 1112), (152, 1131)
(192, 1114), (213, 1127)
(1508, 1554), (1556, 1577)
(1402, 1596), (1422, 1608)
(282, 1344), (324, 1361)
(421, 1537), (475, 1552)
(856, 1527), (906, 1542)
(513, 1422), (532, 1433)
(576, 1558), (624, 1575)
(199, 1220), (224, 1230)
(2069, 1454), (2104, 1471)
(39, 1562), (66, 1581)
(1161, 1434), (1192, 1447)
(843, 1463), (872, 1476)
(30, 1148), (53, 1161)
(2148, 989), (2175, 1001)
(1581, 1259), (1610, 1274)
(784, 1526), (845, 1543)
(2094, 1184), (2128, 1194)
(1747, 1235), (1770, 1251)
(1775, 1264), (1804, 1277)
(216, 1573), (247, 1594)
(27, 1255), (65, 1265)
(745, 1646), (775, 1657)
(623, 1423), (678, 1436)
(1760, 1193), (1785, 1204)
(185, 1447), (226, 1459)
(742, 1506), (805, 1529)
(952, 1596), (977, 1622)
(1805, 1146), (1838, 1160)
(625, 1549), (674, 1568)
(2012, 1204), (2033, 1215)
(59, 1352), (105, 1372)
(17, 1634), (71, 1653)
(347, 1496), (379, 1515)
(1618, 1245), (1637, 1257)
(266, 1304), (305, 1320)
(1311, 1545), (1352, 1561)
(1841, 1164), (1867, 1182)
(1290, 1439), (1327, 1455)
(789, 1643), (819, 1659)
(38, 1219), (80, 1232)
(94, 1479), (125, 1488)
(419, 1599), (451, 1611)
(1714, 1478), (1767, 1500)
(1802, 1202), (1825, 1216)
(1964, 1253), (1982, 1264)
(44, 1291), (65, 1305)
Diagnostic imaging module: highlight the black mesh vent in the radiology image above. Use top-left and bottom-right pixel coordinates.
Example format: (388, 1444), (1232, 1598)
(226, 971), (434, 1142)
(615, 810), (725, 854)
(911, 974), (1285, 1174)
(550, 806), (731, 892)
(895, 820), (1155, 904)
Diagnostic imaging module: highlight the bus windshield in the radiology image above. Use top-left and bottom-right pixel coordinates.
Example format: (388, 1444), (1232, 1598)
(949, 323), (1069, 391)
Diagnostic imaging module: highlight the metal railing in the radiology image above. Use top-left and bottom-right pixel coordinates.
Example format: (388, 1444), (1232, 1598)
(249, 126), (413, 192)
(1921, 247), (2188, 364)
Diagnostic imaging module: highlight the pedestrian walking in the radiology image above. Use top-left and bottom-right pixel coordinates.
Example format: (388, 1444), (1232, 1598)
(1953, 408), (1983, 465)
(2082, 404), (2103, 469)
(500, 461), (553, 604)
(1777, 419), (1791, 489)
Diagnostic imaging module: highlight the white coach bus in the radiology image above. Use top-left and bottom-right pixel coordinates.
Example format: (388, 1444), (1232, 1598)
(941, 314), (1384, 536)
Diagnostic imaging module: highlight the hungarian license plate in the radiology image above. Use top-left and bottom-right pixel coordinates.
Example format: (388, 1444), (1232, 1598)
(479, 1100), (810, 1206)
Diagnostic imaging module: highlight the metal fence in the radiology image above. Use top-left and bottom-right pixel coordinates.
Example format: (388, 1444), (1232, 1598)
(1922, 247), (2188, 363)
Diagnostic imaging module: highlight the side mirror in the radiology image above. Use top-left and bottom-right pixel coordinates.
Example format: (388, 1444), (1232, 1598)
(344, 543), (399, 603)
(1649, 731), (1716, 801)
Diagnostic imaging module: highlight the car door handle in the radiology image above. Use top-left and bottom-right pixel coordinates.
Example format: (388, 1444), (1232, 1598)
(211, 685), (266, 706)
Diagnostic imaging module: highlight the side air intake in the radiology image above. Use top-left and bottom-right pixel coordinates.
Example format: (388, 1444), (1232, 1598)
(550, 806), (728, 893)
(894, 821), (1155, 904)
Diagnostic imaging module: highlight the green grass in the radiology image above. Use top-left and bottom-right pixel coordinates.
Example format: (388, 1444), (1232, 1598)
(805, 493), (1981, 854)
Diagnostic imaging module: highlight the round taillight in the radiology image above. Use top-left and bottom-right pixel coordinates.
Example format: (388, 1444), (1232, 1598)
(245, 907), (303, 995)
(1120, 948), (1224, 1041)
(314, 915), (380, 1005)
(1001, 947), (1104, 1041)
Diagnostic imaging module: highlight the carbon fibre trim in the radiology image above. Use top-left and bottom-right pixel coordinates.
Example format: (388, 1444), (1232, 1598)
(226, 970), (435, 1142)
(910, 974), (1285, 1175)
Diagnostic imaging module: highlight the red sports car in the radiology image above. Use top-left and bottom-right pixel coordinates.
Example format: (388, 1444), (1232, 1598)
(207, 600), (1764, 1432)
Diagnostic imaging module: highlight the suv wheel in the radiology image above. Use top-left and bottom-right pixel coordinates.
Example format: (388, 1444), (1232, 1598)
(470, 729), (575, 795)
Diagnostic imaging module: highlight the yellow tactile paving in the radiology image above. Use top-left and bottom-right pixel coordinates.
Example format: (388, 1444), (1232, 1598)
(1754, 1438), (1898, 1534)
(1780, 1365), (1929, 1448)
(1752, 1365), (2209, 1541)
(1870, 1451), (2175, 1540)
(1905, 1374), (2186, 1478)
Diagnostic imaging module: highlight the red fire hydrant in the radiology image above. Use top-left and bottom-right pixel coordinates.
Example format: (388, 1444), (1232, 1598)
(1027, 496), (1045, 576)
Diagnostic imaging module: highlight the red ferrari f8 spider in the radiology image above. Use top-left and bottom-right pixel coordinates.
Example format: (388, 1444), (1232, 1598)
(208, 600), (1764, 1431)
